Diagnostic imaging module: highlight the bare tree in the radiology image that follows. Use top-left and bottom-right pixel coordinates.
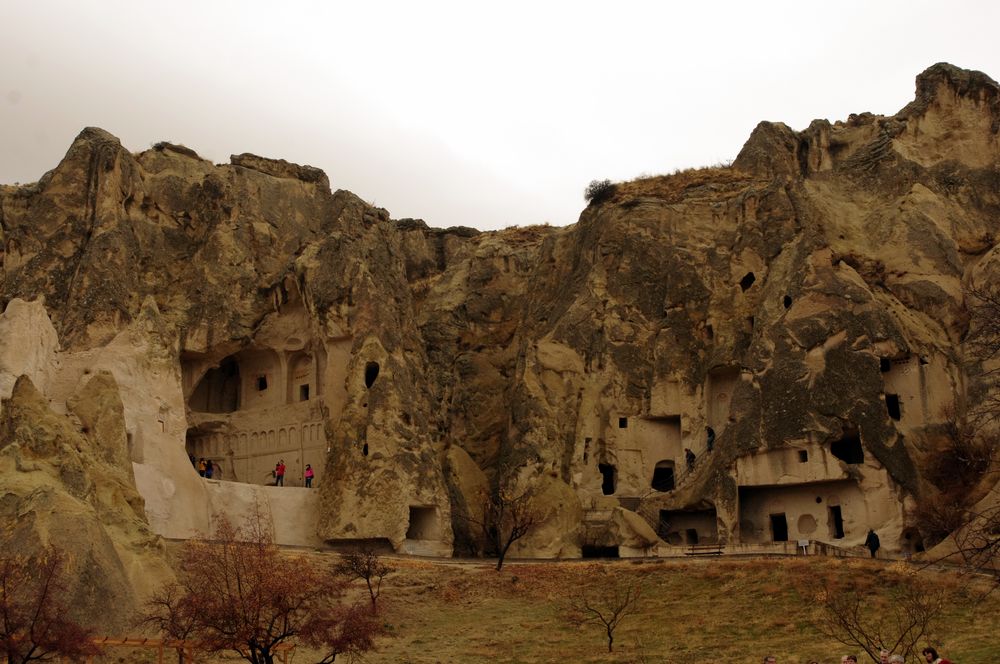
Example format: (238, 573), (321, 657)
(142, 513), (383, 664)
(461, 470), (544, 571)
(565, 575), (643, 653)
(334, 546), (394, 608)
(807, 572), (947, 662)
(0, 548), (102, 664)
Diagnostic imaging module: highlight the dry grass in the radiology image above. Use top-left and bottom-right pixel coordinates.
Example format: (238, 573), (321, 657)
(357, 556), (998, 664)
(610, 165), (760, 206)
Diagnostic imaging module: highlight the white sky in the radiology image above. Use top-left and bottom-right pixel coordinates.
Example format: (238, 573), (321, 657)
(1, 1), (998, 231)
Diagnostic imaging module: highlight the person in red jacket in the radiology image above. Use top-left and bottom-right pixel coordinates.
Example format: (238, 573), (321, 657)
(275, 460), (286, 486)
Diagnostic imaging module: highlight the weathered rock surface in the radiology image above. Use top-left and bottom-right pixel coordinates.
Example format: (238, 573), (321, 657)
(2, 63), (999, 568)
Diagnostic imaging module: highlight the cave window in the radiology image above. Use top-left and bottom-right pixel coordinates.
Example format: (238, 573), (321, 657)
(256, 375), (268, 391)
(739, 272), (756, 291)
(685, 528), (699, 545)
(783, 295), (792, 309)
(362, 443), (369, 457)
(828, 506), (845, 539)
(651, 461), (675, 492)
(598, 463), (616, 495)
(299, 384), (310, 401)
(798, 450), (809, 463)
(770, 513), (788, 542)
(705, 324), (714, 340)
(830, 428), (864, 464)
(364, 361), (380, 388)
(618, 417), (628, 429)
(886, 394), (901, 421)
(879, 357), (891, 373)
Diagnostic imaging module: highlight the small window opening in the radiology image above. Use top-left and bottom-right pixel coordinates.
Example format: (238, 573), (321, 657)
(256, 375), (268, 391)
(739, 272), (756, 291)
(879, 357), (891, 373)
(783, 295), (792, 309)
(651, 462), (676, 492)
(299, 384), (310, 401)
(598, 463), (616, 495)
(830, 428), (864, 464)
(705, 324), (714, 340)
(581, 545), (620, 558)
(685, 528), (699, 545)
(770, 513), (788, 542)
(618, 417), (628, 429)
(886, 394), (901, 421)
(364, 361), (380, 388)
(828, 505), (845, 539)
(362, 443), (369, 457)
(815, 496), (823, 504)
(798, 450), (809, 463)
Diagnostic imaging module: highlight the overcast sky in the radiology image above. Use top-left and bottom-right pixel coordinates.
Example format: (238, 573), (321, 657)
(2, 1), (998, 231)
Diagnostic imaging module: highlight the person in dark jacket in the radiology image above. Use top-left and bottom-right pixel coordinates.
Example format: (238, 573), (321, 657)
(864, 529), (880, 558)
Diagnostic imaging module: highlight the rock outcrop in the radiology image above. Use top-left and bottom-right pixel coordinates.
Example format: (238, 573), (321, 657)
(2, 63), (999, 567)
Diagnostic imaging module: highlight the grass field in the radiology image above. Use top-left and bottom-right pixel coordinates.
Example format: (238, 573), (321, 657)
(349, 556), (999, 664)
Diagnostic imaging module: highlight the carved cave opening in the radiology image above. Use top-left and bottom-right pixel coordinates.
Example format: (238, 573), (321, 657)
(770, 513), (788, 542)
(739, 272), (756, 291)
(405, 506), (438, 540)
(364, 361), (380, 388)
(886, 393), (901, 421)
(190, 356), (240, 413)
(828, 505), (845, 539)
(650, 461), (676, 492)
(598, 463), (617, 495)
(783, 295), (792, 309)
(830, 428), (864, 465)
(658, 508), (718, 545)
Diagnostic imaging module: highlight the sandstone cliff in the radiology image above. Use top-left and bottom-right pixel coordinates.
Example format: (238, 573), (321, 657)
(1, 63), (998, 564)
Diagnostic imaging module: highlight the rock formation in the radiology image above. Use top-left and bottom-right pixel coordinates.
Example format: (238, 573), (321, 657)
(2, 63), (999, 568)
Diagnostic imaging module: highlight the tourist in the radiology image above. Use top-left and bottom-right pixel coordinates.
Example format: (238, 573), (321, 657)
(921, 646), (952, 664)
(880, 649), (890, 664)
(304, 464), (314, 488)
(706, 426), (716, 452)
(685, 448), (696, 471)
(865, 529), (881, 558)
(762, 655), (776, 664)
(205, 459), (214, 479)
(275, 459), (286, 486)
(842, 657), (858, 664)
(889, 655), (905, 664)
(198, 458), (207, 477)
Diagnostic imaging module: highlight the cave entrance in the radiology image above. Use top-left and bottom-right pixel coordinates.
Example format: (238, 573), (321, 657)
(598, 463), (616, 495)
(650, 461), (676, 492)
(739, 272), (756, 291)
(364, 361), (380, 388)
(886, 394), (901, 421)
(685, 528), (699, 545)
(189, 356), (241, 413)
(405, 506), (438, 540)
(831, 428), (864, 464)
(770, 513), (788, 542)
(828, 505), (845, 539)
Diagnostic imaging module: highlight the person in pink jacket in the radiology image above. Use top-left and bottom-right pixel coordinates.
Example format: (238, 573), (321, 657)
(304, 464), (315, 488)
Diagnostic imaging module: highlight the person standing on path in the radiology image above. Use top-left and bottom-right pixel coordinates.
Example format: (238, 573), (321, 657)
(865, 528), (881, 558)
(275, 459), (286, 486)
(304, 464), (314, 488)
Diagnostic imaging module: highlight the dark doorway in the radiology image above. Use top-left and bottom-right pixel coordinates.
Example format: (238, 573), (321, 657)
(828, 506), (845, 539)
(364, 361), (380, 388)
(618, 417), (628, 429)
(598, 464), (616, 495)
(831, 428), (864, 464)
(582, 545), (620, 559)
(886, 394), (901, 421)
(770, 513), (788, 542)
(685, 528), (699, 545)
(651, 462), (675, 492)
(299, 384), (310, 401)
(880, 357), (892, 372)
(256, 375), (268, 391)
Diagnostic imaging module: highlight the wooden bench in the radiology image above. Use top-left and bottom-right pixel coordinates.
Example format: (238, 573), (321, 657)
(685, 544), (724, 556)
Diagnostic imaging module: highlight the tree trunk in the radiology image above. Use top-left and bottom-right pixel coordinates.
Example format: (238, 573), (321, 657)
(607, 626), (614, 652)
